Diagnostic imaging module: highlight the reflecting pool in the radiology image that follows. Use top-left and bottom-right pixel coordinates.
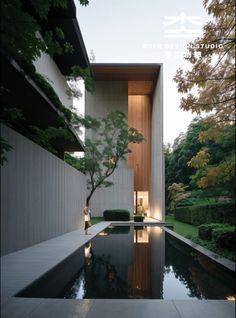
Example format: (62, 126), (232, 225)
(61, 226), (235, 300)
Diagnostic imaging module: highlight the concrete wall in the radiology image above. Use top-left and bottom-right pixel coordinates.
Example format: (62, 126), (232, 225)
(150, 65), (165, 221)
(85, 81), (134, 216)
(33, 52), (72, 109)
(86, 81), (128, 119)
(89, 167), (134, 216)
(0, 125), (86, 256)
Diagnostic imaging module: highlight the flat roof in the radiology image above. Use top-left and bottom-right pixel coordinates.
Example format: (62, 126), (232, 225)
(91, 63), (161, 81)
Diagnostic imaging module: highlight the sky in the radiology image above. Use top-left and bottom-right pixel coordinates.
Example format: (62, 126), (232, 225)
(75, 0), (210, 144)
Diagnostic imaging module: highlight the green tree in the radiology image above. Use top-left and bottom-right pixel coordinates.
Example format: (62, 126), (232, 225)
(168, 183), (191, 212)
(165, 117), (204, 188)
(188, 124), (235, 199)
(0, 0), (92, 159)
(174, 0), (235, 125)
(66, 111), (144, 205)
(173, 0), (235, 196)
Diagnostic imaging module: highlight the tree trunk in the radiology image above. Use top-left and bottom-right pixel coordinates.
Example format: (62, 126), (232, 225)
(86, 188), (96, 205)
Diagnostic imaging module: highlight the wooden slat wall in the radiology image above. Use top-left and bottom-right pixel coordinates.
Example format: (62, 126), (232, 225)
(128, 95), (151, 191)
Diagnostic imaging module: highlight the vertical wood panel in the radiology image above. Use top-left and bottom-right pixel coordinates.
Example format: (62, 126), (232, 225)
(128, 95), (152, 191)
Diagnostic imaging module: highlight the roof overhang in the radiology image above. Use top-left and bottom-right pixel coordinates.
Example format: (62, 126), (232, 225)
(91, 63), (161, 81)
(23, 0), (90, 75)
(1, 55), (84, 153)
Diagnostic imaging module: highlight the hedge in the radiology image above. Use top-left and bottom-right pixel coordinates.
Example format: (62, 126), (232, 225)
(175, 202), (235, 226)
(212, 226), (235, 251)
(198, 223), (230, 240)
(103, 209), (130, 221)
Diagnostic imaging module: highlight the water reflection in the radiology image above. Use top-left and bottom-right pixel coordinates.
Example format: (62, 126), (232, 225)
(63, 226), (235, 300)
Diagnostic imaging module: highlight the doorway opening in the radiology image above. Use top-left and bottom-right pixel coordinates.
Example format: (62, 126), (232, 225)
(134, 191), (149, 216)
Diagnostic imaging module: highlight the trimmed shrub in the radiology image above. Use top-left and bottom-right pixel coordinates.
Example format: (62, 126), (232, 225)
(212, 226), (236, 251)
(198, 223), (230, 240)
(103, 209), (130, 221)
(175, 202), (235, 226)
(134, 215), (144, 222)
(174, 206), (192, 224)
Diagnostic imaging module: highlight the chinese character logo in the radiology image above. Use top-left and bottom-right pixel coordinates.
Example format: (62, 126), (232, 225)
(163, 12), (202, 38)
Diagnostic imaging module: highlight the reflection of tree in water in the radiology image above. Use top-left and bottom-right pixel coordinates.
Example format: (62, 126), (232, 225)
(83, 254), (129, 298)
(165, 233), (235, 299)
(165, 234), (202, 298)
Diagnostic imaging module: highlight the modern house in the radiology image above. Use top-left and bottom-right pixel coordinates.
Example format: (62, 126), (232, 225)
(0, 0), (89, 255)
(1, 0), (164, 257)
(86, 63), (164, 221)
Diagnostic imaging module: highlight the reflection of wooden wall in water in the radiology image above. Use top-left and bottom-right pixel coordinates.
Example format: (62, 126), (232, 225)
(127, 243), (151, 298)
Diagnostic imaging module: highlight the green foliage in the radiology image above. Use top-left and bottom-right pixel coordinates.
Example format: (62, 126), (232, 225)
(165, 117), (204, 189)
(0, 137), (13, 165)
(174, 0), (235, 124)
(190, 236), (235, 262)
(168, 183), (191, 212)
(103, 209), (130, 221)
(212, 226), (235, 251)
(166, 215), (235, 261)
(189, 123), (235, 198)
(198, 223), (230, 240)
(1, 0), (45, 62)
(134, 215), (144, 222)
(165, 215), (198, 238)
(175, 202), (235, 226)
(30, 126), (73, 154)
(73, 111), (144, 204)
(165, 117), (235, 210)
(1, 0), (89, 63)
(69, 66), (94, 93)
(172, 0), (235, 202)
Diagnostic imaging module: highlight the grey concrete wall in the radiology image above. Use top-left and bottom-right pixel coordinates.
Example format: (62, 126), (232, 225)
(89, 167), (134, 216)
(86, 81), (128, 118)
(0, 125), (86, 256)
(85, 81), (134, 216)
(150, 65), (165, 221)
(33, 52), (72, 109)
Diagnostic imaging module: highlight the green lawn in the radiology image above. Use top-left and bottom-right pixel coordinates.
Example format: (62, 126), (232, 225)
(165, 215), (198, 238)
(91, 217), (104, 225)
(165, 215), (235, 261)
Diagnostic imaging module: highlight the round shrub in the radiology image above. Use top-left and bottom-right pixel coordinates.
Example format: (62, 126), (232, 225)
(212, 226), (235, 251)
(198, 223), (229, 240)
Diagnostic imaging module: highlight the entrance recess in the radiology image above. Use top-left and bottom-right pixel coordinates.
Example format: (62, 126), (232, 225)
(134, 191), (149, 216)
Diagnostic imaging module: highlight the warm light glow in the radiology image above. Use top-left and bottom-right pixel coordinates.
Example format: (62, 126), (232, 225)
(98, 231), (108, 236)
(153, 206), (163, 221)
(226, 295), (236, 301)
(153, 226), (163, 238)
(133, 227), (149, 243)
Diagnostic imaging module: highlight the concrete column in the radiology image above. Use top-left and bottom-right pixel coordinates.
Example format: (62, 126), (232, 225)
(150, 65), (165, 221)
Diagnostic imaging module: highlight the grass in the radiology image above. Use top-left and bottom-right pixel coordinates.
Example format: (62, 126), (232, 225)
(91, 217), (104, 225)
(165, 215), (198, 238)
(165, 214), (235, 262)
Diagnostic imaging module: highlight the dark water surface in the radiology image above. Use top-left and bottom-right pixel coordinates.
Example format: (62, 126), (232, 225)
(61, 226), (235, 300)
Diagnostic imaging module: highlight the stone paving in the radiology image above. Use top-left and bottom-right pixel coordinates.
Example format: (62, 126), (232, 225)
(1, 220), (235, 318)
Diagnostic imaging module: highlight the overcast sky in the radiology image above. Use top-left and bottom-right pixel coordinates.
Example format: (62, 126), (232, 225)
(76, 0), (210, 144)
